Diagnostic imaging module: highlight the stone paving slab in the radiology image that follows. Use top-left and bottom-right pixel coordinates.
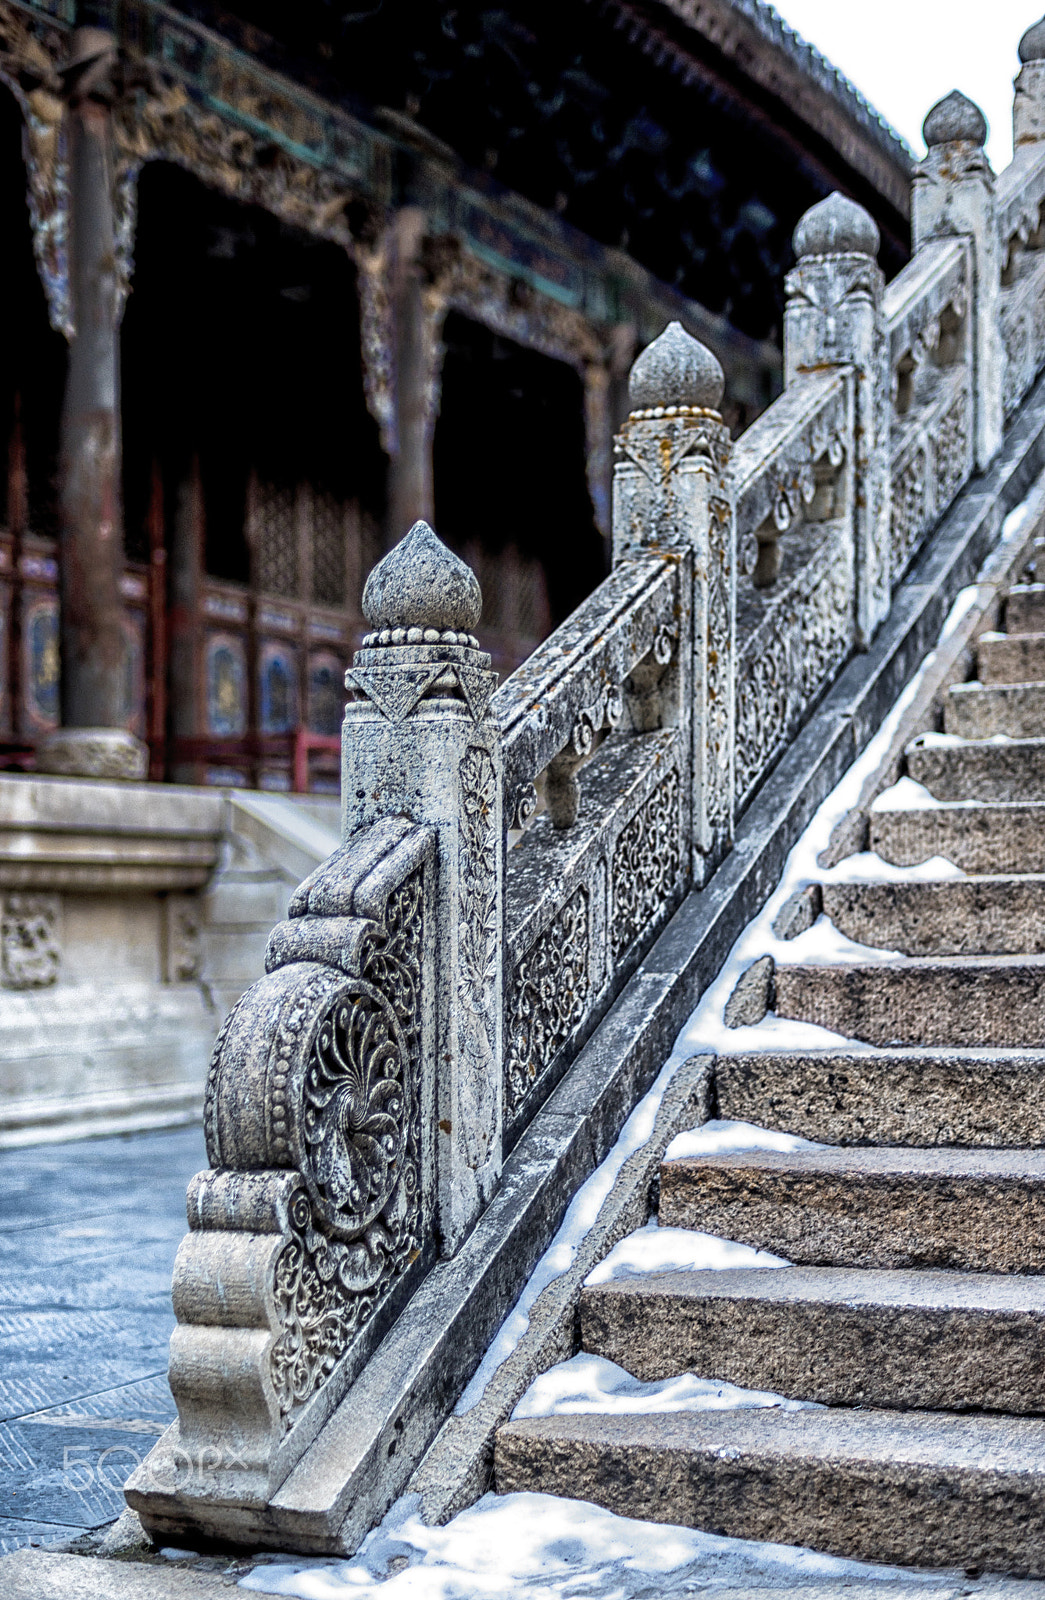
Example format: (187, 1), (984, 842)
(0, 1549), (241, 1595)
(0, 1127), (203, 1551)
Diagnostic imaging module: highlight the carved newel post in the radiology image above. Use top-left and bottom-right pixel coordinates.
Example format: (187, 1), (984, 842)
(345, 521), (503, 1253)
(913, 91), (1003, 471)
(785, 192), (890, 647)
(1015, 17), (1045, 147)
(613, 322), (736, 877)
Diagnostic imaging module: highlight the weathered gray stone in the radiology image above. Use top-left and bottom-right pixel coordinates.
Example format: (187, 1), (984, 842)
(978, 630), (1045, 683)
(771, 882), (823, 940)
(626, 319), (725, 412)
(792, 191), (880, 259)
(822, 876), (1045, 955)
(495, 1407), (1045, 1573)
(914, 91), (1001, 471)
(784, 191), (889, 644)
(581, 1265), (1045, 1412)
(406, 1055), (714, 1526)
(871, 800), (1045, 873)
(724, 954), (775, 1027)
(35, 728), (149, 782)
(715, 1048), (1045, 1147)
(774, 955), (1045, 1047)
(923, 90), (989, 147)
(945, 681), (1045, 738)
(0, 1550), (240, 1596)
(1021, 16), (1045, 62)
(660, 1145), (1045, 1272)
(360, 518), (481, 634)
(1007, 584), (1045, 633)
(907, 734), (1045, 801)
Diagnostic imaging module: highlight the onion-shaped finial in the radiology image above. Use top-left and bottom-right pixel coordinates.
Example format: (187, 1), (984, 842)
(1020, 16), (1045, 62)
(793, 192), (880, 259)
(628, 321), (725, 413)
(923, 90), (988, 148)
(362, 520), (482, 634)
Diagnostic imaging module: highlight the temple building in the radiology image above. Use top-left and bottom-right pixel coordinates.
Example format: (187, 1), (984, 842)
(0, 0), (911, 792)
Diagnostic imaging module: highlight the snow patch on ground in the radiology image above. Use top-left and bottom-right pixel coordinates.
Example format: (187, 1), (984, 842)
(512, 1352), (810, 1420)
(238, 1491), (947, 1598)
(583, 1218), (790, 1285)
(663, 1116), (822, 1163)
(872, 776), (941, 811)
(820, 849), (964, 882)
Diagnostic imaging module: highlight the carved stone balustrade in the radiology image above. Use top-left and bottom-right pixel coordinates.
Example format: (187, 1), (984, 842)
(130, 11), (1045, 1557)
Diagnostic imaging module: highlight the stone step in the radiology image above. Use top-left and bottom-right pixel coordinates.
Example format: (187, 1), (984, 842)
(906, 734), (1045, 802)
(659, 1146), (1045, 1272)
(714, 1047), (1045, 1147)
(1008, 584), (1045, 634)
(774, 955), (1045, 1048)
(495, 1406), (1045, 1573)
(977, 630), (1045, 684)
(579, 1266), (1045, 1412)
(821, 876), (1045, 955)
(945, 680), (1045, 740)
(871, 799), (1045, 873)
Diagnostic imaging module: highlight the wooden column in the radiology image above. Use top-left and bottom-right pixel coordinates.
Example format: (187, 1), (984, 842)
(38, 27), (146, 779)
(386, 208), (437, 541)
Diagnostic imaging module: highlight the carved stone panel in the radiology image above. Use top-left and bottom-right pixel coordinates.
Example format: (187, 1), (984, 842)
(0, 892), (60, 989)
(611, 769), (682, 961)
(891, 448), (928, 579)
(504, 885), (590, 1123)
(201, 865), (427, 1444)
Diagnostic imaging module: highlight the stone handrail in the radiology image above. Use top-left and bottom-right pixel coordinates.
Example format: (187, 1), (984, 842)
(127, 9), (1045, 1552)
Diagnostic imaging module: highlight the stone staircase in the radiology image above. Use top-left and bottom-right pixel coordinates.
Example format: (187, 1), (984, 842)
(495, 546), (1045, 1576)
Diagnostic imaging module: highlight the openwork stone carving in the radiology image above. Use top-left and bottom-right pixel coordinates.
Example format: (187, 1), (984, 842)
(177, 826), (433, 1483)
(505, 886), (590, 1121)
(891, 448), (928, 576)
(0, 893), (60, 989)
(612, 770), (682, 960)
(935, 392), (970, 508)
(267, 874), (424, 1429)
(735, 523), (853, 808)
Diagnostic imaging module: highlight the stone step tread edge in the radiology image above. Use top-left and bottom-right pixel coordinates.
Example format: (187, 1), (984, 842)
(582, 1265), (1045, 1312)
(494, 1408), (1045, 1574)
(662, 1145), (1045, 1179)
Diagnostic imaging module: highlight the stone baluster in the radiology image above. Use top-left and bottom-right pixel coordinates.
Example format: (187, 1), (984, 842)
(37, 25), (146, 780)
(345, 521), (502, 1253)
(612, 321), (735, 876)
(1015, 17), (1045, 147)
(913, 91), (1003, 473)
(785, 192), (890, 647)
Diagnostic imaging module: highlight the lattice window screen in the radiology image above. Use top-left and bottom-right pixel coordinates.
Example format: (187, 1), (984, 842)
(310, 491), (347, 607)
(251, 478), (299, 598)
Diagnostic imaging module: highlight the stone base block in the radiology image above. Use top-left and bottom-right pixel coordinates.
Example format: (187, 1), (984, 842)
(714, 1047), (1045, 1146)
(774, 955), (1045, 1047)
(870, 800), (1045, 873)
(822, 875), (1045, 955)
(496, 1407), (1045, 1573)
(945, 680), (1045, 739)
(580, 1265), (1045, 1411)
(907, 734), (1045, 802)
(36, 728), (148, 781)
(660, 1145), (1045, 1272)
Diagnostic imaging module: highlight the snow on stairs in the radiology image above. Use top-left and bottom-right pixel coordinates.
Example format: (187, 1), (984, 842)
(495, 583), (1045, 1575)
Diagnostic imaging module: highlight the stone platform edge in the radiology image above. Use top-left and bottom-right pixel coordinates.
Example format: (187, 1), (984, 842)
(126, 373), (1045, 1556)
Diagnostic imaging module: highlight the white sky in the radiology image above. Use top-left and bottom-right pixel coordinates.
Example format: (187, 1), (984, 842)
(771, 0), (1045, 172)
